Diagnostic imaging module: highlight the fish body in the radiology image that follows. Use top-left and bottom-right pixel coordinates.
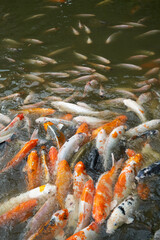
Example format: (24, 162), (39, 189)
(92, 115), (127, 139)
(0, 184), (56, 216)
(75, 179), (95, 233)
(0, 139), (38, 173)
(48, 146), (58, 178)
(103, 125), (126, 170)
(125, 119), (160, 137)
(113, 154), (143, 206)
(123, 99), (146, 122)
(55, 160), (72, 209)
(40, 147), (50, 184)
(93, 159), (123, 224)
(114, 63), (142, 71)
(106, 195), (138, 234)
(36, 117), (74, 127)
(57, 133), (86, 163)
(28, 209), (69, 240)
(96, 129), (107, 156)
(66, 221), (99, 240)
(136, 161), (160, 181)
(73, 116), (108, 128)
(15, 108), (55, 115)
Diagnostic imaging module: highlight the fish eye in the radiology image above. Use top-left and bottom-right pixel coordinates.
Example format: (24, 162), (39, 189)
(114, 223), (117, 226)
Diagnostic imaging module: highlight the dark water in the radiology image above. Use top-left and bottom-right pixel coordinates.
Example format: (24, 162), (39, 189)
(0, 0), (160, 239)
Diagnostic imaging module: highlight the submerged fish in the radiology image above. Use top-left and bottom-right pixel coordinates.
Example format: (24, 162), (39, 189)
(123, 99), (146, 122)
(136, 161), (160, 181)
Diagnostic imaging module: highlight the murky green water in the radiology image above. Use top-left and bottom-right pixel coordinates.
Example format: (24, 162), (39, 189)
(0, 0), (160, 239)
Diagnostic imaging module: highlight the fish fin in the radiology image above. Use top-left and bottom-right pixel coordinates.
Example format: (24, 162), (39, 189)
(110, 199), (117, 210)
(125, 217), (134, 224)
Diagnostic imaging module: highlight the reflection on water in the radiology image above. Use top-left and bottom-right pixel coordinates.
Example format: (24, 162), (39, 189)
(0, 0), (160, 239)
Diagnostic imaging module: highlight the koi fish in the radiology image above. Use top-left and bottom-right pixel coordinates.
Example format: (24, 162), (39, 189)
(24, 196), (59, 240)
(106, 195), (138, 234)
(14, 108), (56, 115)
(92, 159), (123, 224)
(0, 113), (24, 143)
(76, 122), (90, 137)
(40, 146), (50, 185)
(75, 179), (95, 233)
(125, 119), (160, 138)
(48, 146), (58, 179)
(73, 116), (108, 128)
(0, 199), (38, 227)
(51, 101), (118, 118)
(24, 150), (40, 190)
(28, 209), (69, 240)
(57, 133), (86, 163)
(36, 117), (74, 127)
(0, 184), (56, 216)
(0, 139), (38, 173)
(66, 221), (99, 240)
(113, 154), (143, 206)
(136, 161), (160, 181)
(92, 115), (127, 139)
(103, 125), (126, 170)
(123, 99), (146, 122)
(55, 160), (72, 209)
(96, 129), (107, 156)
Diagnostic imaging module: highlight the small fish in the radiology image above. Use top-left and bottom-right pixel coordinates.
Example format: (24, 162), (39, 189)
(70, 74), (95, 83)
(106, 195), (138, 234)
(127, 54), (148, 62)
(3, 38), (21, 47)
(28, 209), (69, 240)
(75, 179), (95, 233)
(0, 184), (56, 216)
(114, 63), (142, 71)
(92, 54), (110, 64)
(96, 0), (113, 6)
(22, 38), (43, 44)
(144, 67), (160, 77)
(137, 92), (152, 105)
(86, 37), (92, 44)
(71, 27), (80, 35)
(47, 87), (74, 94)
(74, 14), (96, 18)
(55, 160), (72, 209)
(136, 29), (160, 39)
(84, 80), (99, 94)
(93, 72), (108, 82)
(34, 55), (57, 64)
(83, 25), (91, 34)
(66, 221), (99, 240)
(113, 88), (138, 100)
(136, 50), (155, 56)
(74, 51), (88, 61)
(136, 161), (160, 181)
(5, 56), (16, 63)
(110, 24), (133, 29)
(125, 119), (160, 137)
(135, 78), (158, 87)
(74, 65), (96, 73)
(15, 108), (56, 115)
(125, 22), (145, 28)
(48, 46), (71, 57)
(100, 98), (126, 108)
(20, 101), (46, 110)
(23, 74), (45, 83)
(92, 115), (127, 139)
(105, 31), (122, 44)
(123, 99), (146, 122)
(44, 27), (59, 33)
(24, 59), (47, 67)
(0, 199), (38, 228)
(24, 14), (45, 21)
(87, 62), (111, 71)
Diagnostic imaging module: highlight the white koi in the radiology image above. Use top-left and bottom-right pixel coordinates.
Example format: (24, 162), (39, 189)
(96, 129), (107, 156)
(73, 116), (108, 128)
(123, 99), (146, 122)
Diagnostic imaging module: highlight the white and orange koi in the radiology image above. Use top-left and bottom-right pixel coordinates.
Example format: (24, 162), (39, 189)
(92, 159), (123, 224)
(96, 128), (107, 156)
(73, 116), (108, 128)
(75, 179), (95, 233)
(66, 221), (99, 240)
(106, 195), (138, 234)
(35, 117), (74, 127)
(0, 184), (56, 216)
(113, 154), (143, 207)
(125, 119), (160, 138)
(123, 99), (146, 122)
(103, 125), (126, 170)
(0, 113), (24, 143)
(28, 209), (69, 240)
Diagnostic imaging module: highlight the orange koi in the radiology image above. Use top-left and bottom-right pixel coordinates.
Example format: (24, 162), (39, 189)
(0, 199), (38, 227)
(73, 161), (89, 201)
(25, 150), (40, 190)
(125, 149), (136, 158)
(113, 154), (143, 206)
(14, 108), (55, 115)
(55, 160), (72, 209)
(40, 146), (50, 184)
(61, 113), (73, 121)
(75, 179), (95, 233)
(92, 159), (123, 224)
(48, 146), (58, 179)
(137, 182), (150, 200)
(91, 115), (127, 139)
(76, 122), (90, 136)
(0, 139), (38, 173)
(29, 209), (69, 240)
(66, 221), (99, 240)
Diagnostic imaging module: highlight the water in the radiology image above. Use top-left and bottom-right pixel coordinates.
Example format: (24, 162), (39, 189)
(0, 0), (160, 239)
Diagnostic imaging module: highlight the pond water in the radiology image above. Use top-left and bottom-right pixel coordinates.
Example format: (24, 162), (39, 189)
(0, 0), (160, 239)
